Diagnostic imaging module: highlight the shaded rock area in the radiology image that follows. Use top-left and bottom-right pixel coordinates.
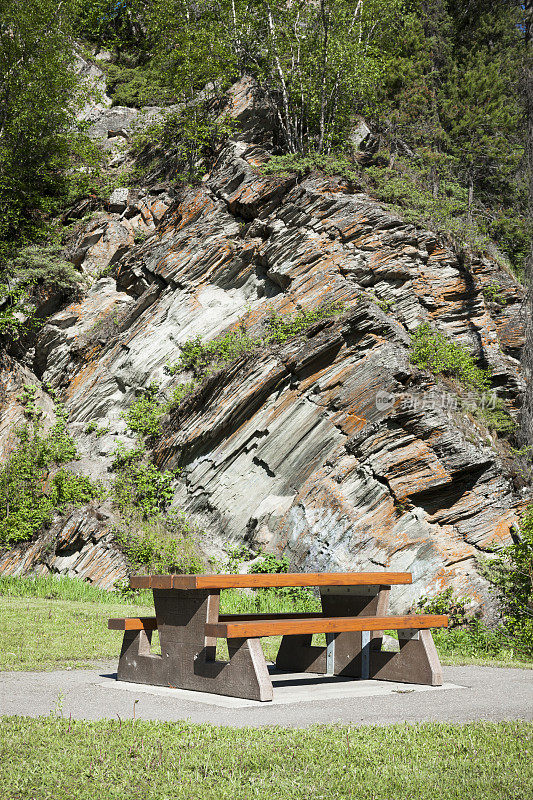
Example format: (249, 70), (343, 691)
(0, 503), (126, 590)
(0, 76), (527, 608)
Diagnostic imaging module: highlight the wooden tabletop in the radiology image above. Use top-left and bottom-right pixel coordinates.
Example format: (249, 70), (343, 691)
(129, 572), (413, 590)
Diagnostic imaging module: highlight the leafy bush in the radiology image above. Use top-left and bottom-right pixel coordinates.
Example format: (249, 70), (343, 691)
(482, 282), (508, 306)
(103, 63), (175, 108)
(0, 245), (83, 340)
(261, 153), (360, 184)
(123, 381), (195, 437)
(409, 323), (491, 392)
(123, 382), (163, 437)
(111, 456), (175, 518)
(263, 303), (344, 344)
(431, 618), (515, 662)
(0, 403), (101, 546)
(479, 507), (533, 657)
(248, 552), (316, 605)
(364, 161), (491, 251)
(8, 245), (82, 295)
(0, 281), (34, 340)
(249, 553), (290, 574)
(173, 329), (259, 380)
(472, 399), (516, 436)
(415, 587), (472, 628)
(84, 419), (110, 437)
(130, 106), (235, 185)
(414, 585), (531, 662)
(113, 510), (204, 574)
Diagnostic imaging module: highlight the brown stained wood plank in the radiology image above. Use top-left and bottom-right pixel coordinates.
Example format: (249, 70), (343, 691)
(219, 613), (324, 621)
(129, 572), (413, 590)
(108, 617), (158, 631)
(205, 614), (448, 639)
(128, 576), (154, 589)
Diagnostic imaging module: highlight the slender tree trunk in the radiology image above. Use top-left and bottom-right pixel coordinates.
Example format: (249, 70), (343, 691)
(266, 4), (295, 152)
(317, 0), (329, 154)
(467, 172), (474, 226)
(431, 165), (439, 198)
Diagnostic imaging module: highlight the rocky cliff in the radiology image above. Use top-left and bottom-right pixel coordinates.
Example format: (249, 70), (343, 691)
(0, 73), (527, 610)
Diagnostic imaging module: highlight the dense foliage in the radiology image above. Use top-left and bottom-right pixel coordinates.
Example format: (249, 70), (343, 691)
(0, 389), (100, 546)
(415, 502), (533, 659)
(479, 506), (533, 657)
(0, 0), (528, 276)
(113, 509), (204, 574)
(0, 0), (92, 252)
(74, 0), (528, 273)
(409, 323), (491, 391)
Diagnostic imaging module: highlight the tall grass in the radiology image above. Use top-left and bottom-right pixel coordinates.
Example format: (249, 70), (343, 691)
(0, 574), (152, 605)
(0, 575), (320, 614)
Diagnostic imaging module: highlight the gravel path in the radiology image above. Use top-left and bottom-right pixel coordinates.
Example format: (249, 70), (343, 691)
(1, 664), (531, 727)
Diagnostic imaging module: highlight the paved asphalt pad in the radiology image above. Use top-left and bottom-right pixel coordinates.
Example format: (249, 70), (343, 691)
(0, 664), (531, 727)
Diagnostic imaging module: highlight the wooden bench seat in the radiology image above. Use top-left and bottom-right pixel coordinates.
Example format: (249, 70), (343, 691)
(108, 617), (158, 631)
(108, 612), (324, 631)
(109, 612), (449, 637)
(205, 614), (448, 639)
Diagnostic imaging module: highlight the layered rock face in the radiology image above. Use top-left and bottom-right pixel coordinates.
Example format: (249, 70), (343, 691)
(0, 77), (526, 608)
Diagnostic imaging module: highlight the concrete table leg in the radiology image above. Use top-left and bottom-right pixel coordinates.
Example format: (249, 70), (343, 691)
(275, 585), (390, 678)
(116, 588), (273, 701)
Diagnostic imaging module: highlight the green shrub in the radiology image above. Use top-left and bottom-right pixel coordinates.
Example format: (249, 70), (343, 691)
(123, 382), (163, 437)
(263, 303), (344, 344)
(479, 506), (533, 657)
(248, 552), (316, 605)
(431, 618), (514, 661)
(166, 382), (195, 411)
(0, 281), (34, 339)
(261, 153), (360, 184)
(111, 457), (175, 518)
(103, 63), (175, 108)
(0, 409), (101, 546)
(482, 282), (508, 306)
(84, 419), (110, 437)
(130, 106), (236, 185)
(171, 329), (260, 380)
(0, 246), (83, 340)
(123, 381), (196, 437)
(133, 229), (151, 245)
(113, 510), (204, 574)
(110, 441), (145, 472)
(415, 587), (472, 628)
(8, 245), (82, 295)
(414, 586), (531, 662)
(249, 553), (290, 574)
(472, 398), (516, 435)
(409, 323), (491, 392)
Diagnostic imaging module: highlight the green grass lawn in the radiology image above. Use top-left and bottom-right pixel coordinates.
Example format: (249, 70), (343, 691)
(0, 717), (530, 800)
(0, 575), (531, 671)
(0, 577), (531, 800)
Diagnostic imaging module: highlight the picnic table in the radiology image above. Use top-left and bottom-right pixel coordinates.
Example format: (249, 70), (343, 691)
(108, 572), (448, 702)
